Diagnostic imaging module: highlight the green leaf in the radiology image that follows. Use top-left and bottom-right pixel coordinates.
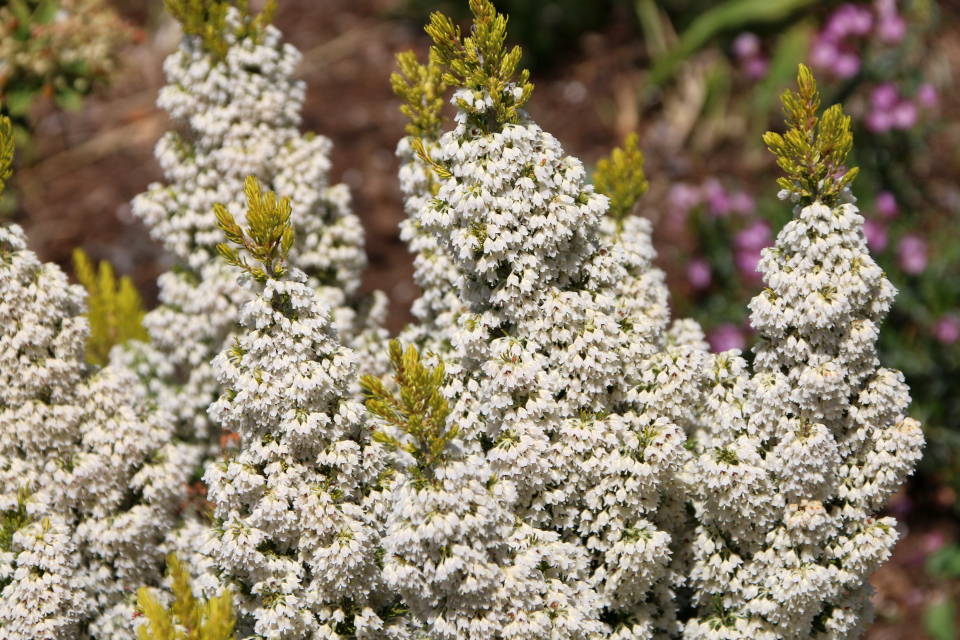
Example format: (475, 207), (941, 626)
(32, 0), (60, 24)
(925, 598), (957, 640)
(634, 0), (669, 60)
(214, 175), (295, 283)
(926, 544), (960, 578)
(4, 90), (34, 117)
(54, 89), (84, 112)
(425, 0), (533, 133)
(763, 64), (858, 207)
(647, 0), (818, 87)
(392, 51), (447, 139)
(0, 107), (13, 200)
(751, 19), (814, 127)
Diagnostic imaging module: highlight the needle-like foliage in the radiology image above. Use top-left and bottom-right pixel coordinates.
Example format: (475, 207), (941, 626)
(391, 51), (447, 139)
(72, 248), (149, 366)
(593, 131), (649, 230)
(763, 64), (859, 208)
(214, 175), (295, 283)
(164, 0), (276, 60)
(0, 106), (13, 199)
(135, 554), (236, 640)
(424, 0), (533, 134)
(0, 488), (30, 562)
(361, 340), (456, 488)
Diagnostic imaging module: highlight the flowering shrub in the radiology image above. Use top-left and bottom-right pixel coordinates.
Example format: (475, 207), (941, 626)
(0, 116), (187, 636)
(0, 1), (929, 639)
(0, 0), (136, 129)
(665, 0), (959, 488)
(126, 1), (388, 465)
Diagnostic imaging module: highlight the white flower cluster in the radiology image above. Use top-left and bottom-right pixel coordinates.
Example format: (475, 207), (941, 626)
(396, 135), (466, 357)
(0, 514), (84, 640)
(130, 7), (387, 450)
(203, 269), (398, 639)
(684, 196), (925, 640)
(0, 224), (187, 640)
(385, 89), (703, 640)
(382, 446), (599, 640)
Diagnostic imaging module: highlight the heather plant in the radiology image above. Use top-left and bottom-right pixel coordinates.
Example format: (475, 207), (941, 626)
(201, 176), (400, 639)
(651, 0), (959, 487)
(364, 340), (600, 640)
(381, 2), (703, 638)
(683, 66), (924, 639)
(392, 52), (465, 357)
(0, 109), (189, 639)
(0, 2), (934, 638)
(127, 1), (388, 465)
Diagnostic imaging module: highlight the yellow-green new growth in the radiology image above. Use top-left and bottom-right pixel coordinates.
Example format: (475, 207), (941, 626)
(0, 107), (13, 199)
(392, 51), (447, 139)
(0, 488), (30, 556)
(425, 0), (533, 134)
(72, 249), (149, 367)
(215, 175), (295, 283)
(593, 132), (649, 229)
(763, 64), (859, 208)
(165, 0), (277, 61)
(135, 553), (236, 640)
(361, 341), (456, 488)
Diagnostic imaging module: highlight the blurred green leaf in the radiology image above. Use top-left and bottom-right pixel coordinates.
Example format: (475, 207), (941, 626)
(648, 0), (817, 87)
(927, 544), (960, 578)
(32, 0), (60, 24)
(54, 89), (83, 112)
(752, 19), (814, 130)
(925, 598), (957, 640)
(3, 90), (34, 116)
(635, 0), (669, 60)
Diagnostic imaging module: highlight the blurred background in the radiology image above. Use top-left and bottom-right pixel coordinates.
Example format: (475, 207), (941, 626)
(1, 0), (957, 637)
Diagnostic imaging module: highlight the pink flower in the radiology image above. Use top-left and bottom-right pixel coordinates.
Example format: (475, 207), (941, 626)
(687, 258), (712, 290)
(734, 221), (772, 283)
(932, 315), (960, 345)
(875, 191), (898, 219)
(863, 219), (888, 252)
(832, 51), (861, 78)
(668, 183), (702, 216)
(734, 220), (772, 251)
(703, 179), (731, 217)
(875, 0), (897, 16)
(708, 323), (746, 353)
(892, 101), (918, 130)
(729, 191), (756, 216)
(744, 57), (770, 80)
(825, 4), (874, 39)
(877, 13), (906, 43)
(866, 109), (893, 134)
(732, 33), (761, 59)
(810, 38), (840, 70)
(924, 530), (948, 554)
(871, 83), (900, 111)
(896, 234), (928, 275)
(917, 83), (939, 108)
